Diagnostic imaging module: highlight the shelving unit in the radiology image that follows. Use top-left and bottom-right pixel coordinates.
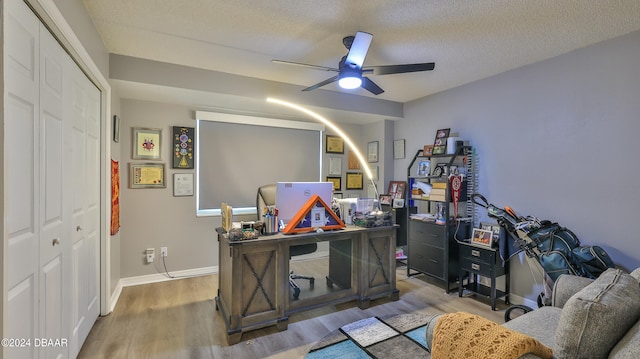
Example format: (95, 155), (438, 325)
(406, 145), (477, 293)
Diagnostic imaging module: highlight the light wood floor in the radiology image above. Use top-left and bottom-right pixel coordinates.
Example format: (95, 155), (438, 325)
(78, 264), (507, 359)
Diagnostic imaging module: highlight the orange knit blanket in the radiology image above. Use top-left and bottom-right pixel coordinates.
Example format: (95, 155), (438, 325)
(432, 312), (553, 359)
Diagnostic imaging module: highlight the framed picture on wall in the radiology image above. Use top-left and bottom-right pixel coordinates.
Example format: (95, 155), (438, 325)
(367, 141), (379, 163)
(129, 163), (166, 188)
(132, 127), (162, 160)
(325, 135), (344, 154)
(328, 156), (342, 175)
(346, 172), (363, 190)
(394, 139), (405, 159)
(326, 176), (342, 191)
(172, 126), (195, 169)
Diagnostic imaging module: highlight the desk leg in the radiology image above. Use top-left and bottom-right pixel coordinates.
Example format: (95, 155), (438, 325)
(390, 289), (400, 301)
(358, 297), (371, 309)
(227, 330), (242, 345)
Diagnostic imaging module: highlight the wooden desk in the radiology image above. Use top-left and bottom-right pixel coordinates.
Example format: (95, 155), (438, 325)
(215, 225), (399, 344)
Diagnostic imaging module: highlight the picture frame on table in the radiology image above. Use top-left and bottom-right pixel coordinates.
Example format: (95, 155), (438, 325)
(379, 194), (392, 206)
(326, 176), (342, 191)
(129, 162), (166, 189)
(325, 134), (344, 154)
(132, 127), (162, 160)
(481, 222), (502, 246)
(367, 141), (379, 163)
(471, 228), (494, 247)
(387, 181), (406, 199)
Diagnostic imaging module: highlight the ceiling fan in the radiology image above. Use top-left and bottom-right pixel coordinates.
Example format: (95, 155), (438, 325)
(272, 31), (435, 95)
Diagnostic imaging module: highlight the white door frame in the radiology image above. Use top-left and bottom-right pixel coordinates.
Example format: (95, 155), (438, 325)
(26, 0), (112, 316)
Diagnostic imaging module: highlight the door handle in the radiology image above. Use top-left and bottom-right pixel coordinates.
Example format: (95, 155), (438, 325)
(76, 225), (82, 232)
(52, 238), (60, 246)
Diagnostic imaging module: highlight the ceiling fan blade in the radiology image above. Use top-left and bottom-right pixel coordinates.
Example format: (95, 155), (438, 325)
(361, 77), (384, 95)
(272, 59), (339, 72)
(366, 62), (435, 75)
(344, 31), (373, 69)
(302, 75), (340, 91)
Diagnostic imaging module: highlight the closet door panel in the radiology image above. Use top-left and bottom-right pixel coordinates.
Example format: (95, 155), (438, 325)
(39, 25), (71, 359)
(6, 1), (40, 356)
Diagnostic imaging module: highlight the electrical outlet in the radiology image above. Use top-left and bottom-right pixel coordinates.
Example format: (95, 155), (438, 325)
(146, 248), (155, 263)
(161, 247), (168, 257)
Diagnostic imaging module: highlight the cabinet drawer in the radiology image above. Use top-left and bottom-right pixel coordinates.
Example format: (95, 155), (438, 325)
(459, 244), (496, 264)
(460, 260), (493, 277)
(409, 221), (445, 248)
(409, 242), (444, 279)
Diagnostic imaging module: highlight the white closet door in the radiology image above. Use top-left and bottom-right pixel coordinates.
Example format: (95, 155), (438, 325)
(39, 24), (72, 359)
(6, 0), (40, 357)
(5, 0), (102, 357)
(68, 56), (101, 358)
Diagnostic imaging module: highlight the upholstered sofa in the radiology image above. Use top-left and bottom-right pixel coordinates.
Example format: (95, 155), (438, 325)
(425, 267), (640, 358)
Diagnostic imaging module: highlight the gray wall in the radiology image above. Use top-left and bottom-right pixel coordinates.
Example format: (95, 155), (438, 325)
(118, 99), (380, 277)
(395, 30), (640, 300)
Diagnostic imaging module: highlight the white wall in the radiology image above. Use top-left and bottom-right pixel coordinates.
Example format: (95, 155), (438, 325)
(395, 30), (640, 300)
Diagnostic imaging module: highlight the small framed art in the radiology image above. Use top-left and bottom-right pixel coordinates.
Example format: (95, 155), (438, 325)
(432, 128), (450, 155)
(172, 126), (195, 169)
(393, 139), (405, 159)
(379, 194), (392, 205)
(173, 173), (194, 196)
(325, 135), (344, 154)
(113, 115), (120, 143)
(328, 157), (342, 175)
(132, 127), (162, 160)
(471, 228), (493, 247)
(481, 222), (501, 246)
(387, 181), (406, 199)
(129, 163), (166, 188)
(346, 172), (363, 190)
(367, 141), (379, 163)
(326, 176), (342, 191)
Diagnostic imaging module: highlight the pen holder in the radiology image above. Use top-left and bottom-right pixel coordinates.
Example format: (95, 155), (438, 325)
(263, 214), (279, 235)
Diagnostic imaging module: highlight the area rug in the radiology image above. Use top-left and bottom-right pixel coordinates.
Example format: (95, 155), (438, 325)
(305, 313), (434, 359)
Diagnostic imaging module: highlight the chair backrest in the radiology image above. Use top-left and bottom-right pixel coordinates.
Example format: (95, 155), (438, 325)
(256, 184), (277, 220)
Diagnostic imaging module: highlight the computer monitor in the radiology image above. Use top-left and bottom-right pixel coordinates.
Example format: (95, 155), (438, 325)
(276, 182), (333, 225)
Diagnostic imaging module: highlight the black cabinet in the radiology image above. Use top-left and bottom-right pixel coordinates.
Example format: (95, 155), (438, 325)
(458, 242), (510, 310)
(405, 146), (476, 293)
(408, 220), (469, 292)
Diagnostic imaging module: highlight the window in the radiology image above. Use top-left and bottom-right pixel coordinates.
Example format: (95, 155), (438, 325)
(196, 111), (324, 216)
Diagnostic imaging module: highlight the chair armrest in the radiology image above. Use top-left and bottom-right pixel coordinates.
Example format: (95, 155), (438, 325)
(551, 274), (595, 308)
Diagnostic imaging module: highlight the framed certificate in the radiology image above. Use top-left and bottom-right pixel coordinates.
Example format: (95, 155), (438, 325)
(325, 134), (344, 154)
(129, 163), (166, 188)
(346, 172), (363, 190)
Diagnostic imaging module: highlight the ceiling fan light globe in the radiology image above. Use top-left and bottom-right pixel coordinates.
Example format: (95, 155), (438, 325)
(338, 76), (362, 89)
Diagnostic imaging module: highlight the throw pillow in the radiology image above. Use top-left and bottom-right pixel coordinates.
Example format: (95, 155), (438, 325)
(554, 268), (640, 359)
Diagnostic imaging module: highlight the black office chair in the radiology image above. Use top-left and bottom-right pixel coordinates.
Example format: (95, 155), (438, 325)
(257, 184), (316, 299)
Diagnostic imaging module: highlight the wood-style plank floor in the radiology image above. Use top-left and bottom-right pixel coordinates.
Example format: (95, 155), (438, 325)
(78, 263), (507, 359)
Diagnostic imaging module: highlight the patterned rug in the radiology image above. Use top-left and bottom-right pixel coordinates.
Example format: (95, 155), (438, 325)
(305, 313), (434, 359)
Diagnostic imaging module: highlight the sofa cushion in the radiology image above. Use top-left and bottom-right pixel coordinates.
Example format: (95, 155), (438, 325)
(609, 320), (640, 359)
(630, 267), (640, 283)
(503, 306), (562, 349)
(554, 268), (640, 359)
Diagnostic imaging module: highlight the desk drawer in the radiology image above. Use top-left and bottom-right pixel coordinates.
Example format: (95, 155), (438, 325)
(459, 244), (496, 264)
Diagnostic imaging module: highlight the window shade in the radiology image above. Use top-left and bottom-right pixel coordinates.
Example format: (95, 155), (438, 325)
(196, 112), (323, 216)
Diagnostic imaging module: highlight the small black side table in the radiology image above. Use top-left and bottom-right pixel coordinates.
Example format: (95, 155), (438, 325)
(458, 241), (510, 310)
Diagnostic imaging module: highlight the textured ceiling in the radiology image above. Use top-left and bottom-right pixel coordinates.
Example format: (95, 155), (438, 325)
(83, 0), (640, 105)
